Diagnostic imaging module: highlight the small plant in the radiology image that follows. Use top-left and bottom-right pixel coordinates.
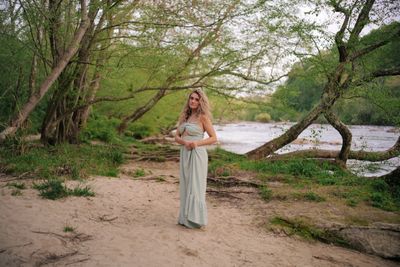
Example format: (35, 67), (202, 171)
(105, 169), (119, 177)
(33, 179), (95, 200)
(369, 192), (396, 211)
(255, 112), (272, 123)
(346, 198), (359, 207)
(259, 185), (272, 201)
(156, 176), (166, 182)
(71, 165), (82, 180)
(108, 150), (125, 164)
(7, 182), (26, 190)
(301, 192), (326, 202)
(63, 226), (75, 232)
(369, 179), (389, 193)
(134, 168), (146, 177)
(70, 186), (95, 197)
(11, 189), (22, 196)
(33, 179), (68, 200)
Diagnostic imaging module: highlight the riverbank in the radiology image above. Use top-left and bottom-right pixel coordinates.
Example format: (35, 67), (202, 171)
(1, 154), (399, 266)
(215, 121), (400, 177)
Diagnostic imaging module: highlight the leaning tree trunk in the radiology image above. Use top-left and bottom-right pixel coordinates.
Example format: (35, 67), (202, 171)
(116, 4), (233, 135)
(324, 109), (352, 167)
(246, 61), (348, 160)
(247, 103), (325, 159)
(0, 0), (89, 142)
(246, 0), (385, 161)
(117, 89), (167, 134)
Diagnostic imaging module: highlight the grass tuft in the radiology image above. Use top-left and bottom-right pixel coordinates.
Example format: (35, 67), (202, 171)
(33, 179), (95, 200)
(134, 168), (146, 178)
(63, 226), (74, 232)
(208, 148), (400, 211)
(269, 216), (350, 247)
(7, 182), (26, 190)
(259, 185), (273, 201)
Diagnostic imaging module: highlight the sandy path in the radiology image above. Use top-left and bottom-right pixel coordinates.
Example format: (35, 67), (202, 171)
(0, 160), (397, 267)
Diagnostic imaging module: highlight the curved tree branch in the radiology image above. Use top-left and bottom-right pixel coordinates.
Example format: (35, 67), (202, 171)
(267, 136), (400, 162)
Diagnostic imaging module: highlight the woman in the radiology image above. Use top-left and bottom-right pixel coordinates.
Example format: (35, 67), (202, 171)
(175, 89), (217, 229)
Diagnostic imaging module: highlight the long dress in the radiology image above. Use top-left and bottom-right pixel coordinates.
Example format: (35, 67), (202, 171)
(178, 122), (208, 228)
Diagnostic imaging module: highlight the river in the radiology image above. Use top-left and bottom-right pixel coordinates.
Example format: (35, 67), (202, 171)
(214, 122), (399, 177)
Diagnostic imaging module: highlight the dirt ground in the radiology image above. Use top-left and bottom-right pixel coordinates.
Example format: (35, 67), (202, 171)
(0, 159), (398, 267)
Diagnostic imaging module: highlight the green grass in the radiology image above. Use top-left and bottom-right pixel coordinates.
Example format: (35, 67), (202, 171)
(63, 226), (75, 232)
(269, 216), (350, 247)
(33, 179), (95, 200)
(7, 182), (26, 190)
(259, 185), (273, 201)
(133, 168), (146, 178)
(293, 192), (326, 202)
(11, 189), (22, 196)
(208, 148), (400, 211)
(0, 143), (125, 180)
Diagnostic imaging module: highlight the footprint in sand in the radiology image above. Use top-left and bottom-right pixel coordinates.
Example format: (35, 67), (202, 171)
(179, 246), (198, 257)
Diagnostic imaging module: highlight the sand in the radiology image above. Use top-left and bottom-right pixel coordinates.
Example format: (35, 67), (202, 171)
(0, 160), (397, 267)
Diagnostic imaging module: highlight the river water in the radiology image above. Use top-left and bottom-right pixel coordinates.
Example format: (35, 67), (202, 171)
(214, 122), (399, 177)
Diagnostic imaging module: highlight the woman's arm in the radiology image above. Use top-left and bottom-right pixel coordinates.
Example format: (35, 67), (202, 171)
(175, 126), (192, 149)
(192, 115), (217, 147)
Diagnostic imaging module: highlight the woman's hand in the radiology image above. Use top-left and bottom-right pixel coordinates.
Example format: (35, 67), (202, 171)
(189, 141), (198, 149)
(184, 141), (198, 150)
(184, 141), (193, 150)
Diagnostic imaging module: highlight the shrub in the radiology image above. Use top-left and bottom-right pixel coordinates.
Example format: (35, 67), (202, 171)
(255, 113), (272, 123)
(126, 124), (152, 139)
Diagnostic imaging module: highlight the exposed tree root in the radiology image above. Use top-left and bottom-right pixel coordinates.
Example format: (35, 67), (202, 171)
(35, 251), (78, 267)
(31, 230), (92, 244)
(0, 242), (33, 254)
(207, 176), (261, 188)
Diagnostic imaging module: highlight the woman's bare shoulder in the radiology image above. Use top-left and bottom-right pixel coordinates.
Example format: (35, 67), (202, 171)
(199, 114), (211, 123)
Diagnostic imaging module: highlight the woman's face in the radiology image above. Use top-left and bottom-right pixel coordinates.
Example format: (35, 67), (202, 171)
(189, 92), (200, 110)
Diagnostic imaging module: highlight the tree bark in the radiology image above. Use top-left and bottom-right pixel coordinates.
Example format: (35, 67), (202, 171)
(117, 89), (167, 134)
(246, 61), (348, 160)
(0, 0), (89, 142)
(246, 103), (325, 159)
(41, 8), (97, 144)
(246, 0), (382, 161)
(324, 109), (352, 166)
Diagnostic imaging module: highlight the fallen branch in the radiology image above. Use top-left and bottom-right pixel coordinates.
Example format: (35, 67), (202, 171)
(98, 214), (118, 222)
(207, 188), (255, 194)
(266, 138), (400, 162)
(0, 242), (33, 253)
(31, 230), (92, 244)
(66, 257), (90, 265)
(206, 190), (243, 200)
(36, 251), (78, 266)
(207, 176), (261, 188)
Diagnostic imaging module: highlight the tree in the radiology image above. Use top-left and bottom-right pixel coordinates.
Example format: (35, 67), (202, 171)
(0, 0), (90, 141)
(247, 0), (400, 167)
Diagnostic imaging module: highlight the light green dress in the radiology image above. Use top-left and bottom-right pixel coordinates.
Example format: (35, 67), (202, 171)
(178, 122), (208, 228)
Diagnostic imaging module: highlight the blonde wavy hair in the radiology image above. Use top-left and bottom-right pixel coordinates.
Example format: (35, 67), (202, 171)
(178, 89), (212, 125)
